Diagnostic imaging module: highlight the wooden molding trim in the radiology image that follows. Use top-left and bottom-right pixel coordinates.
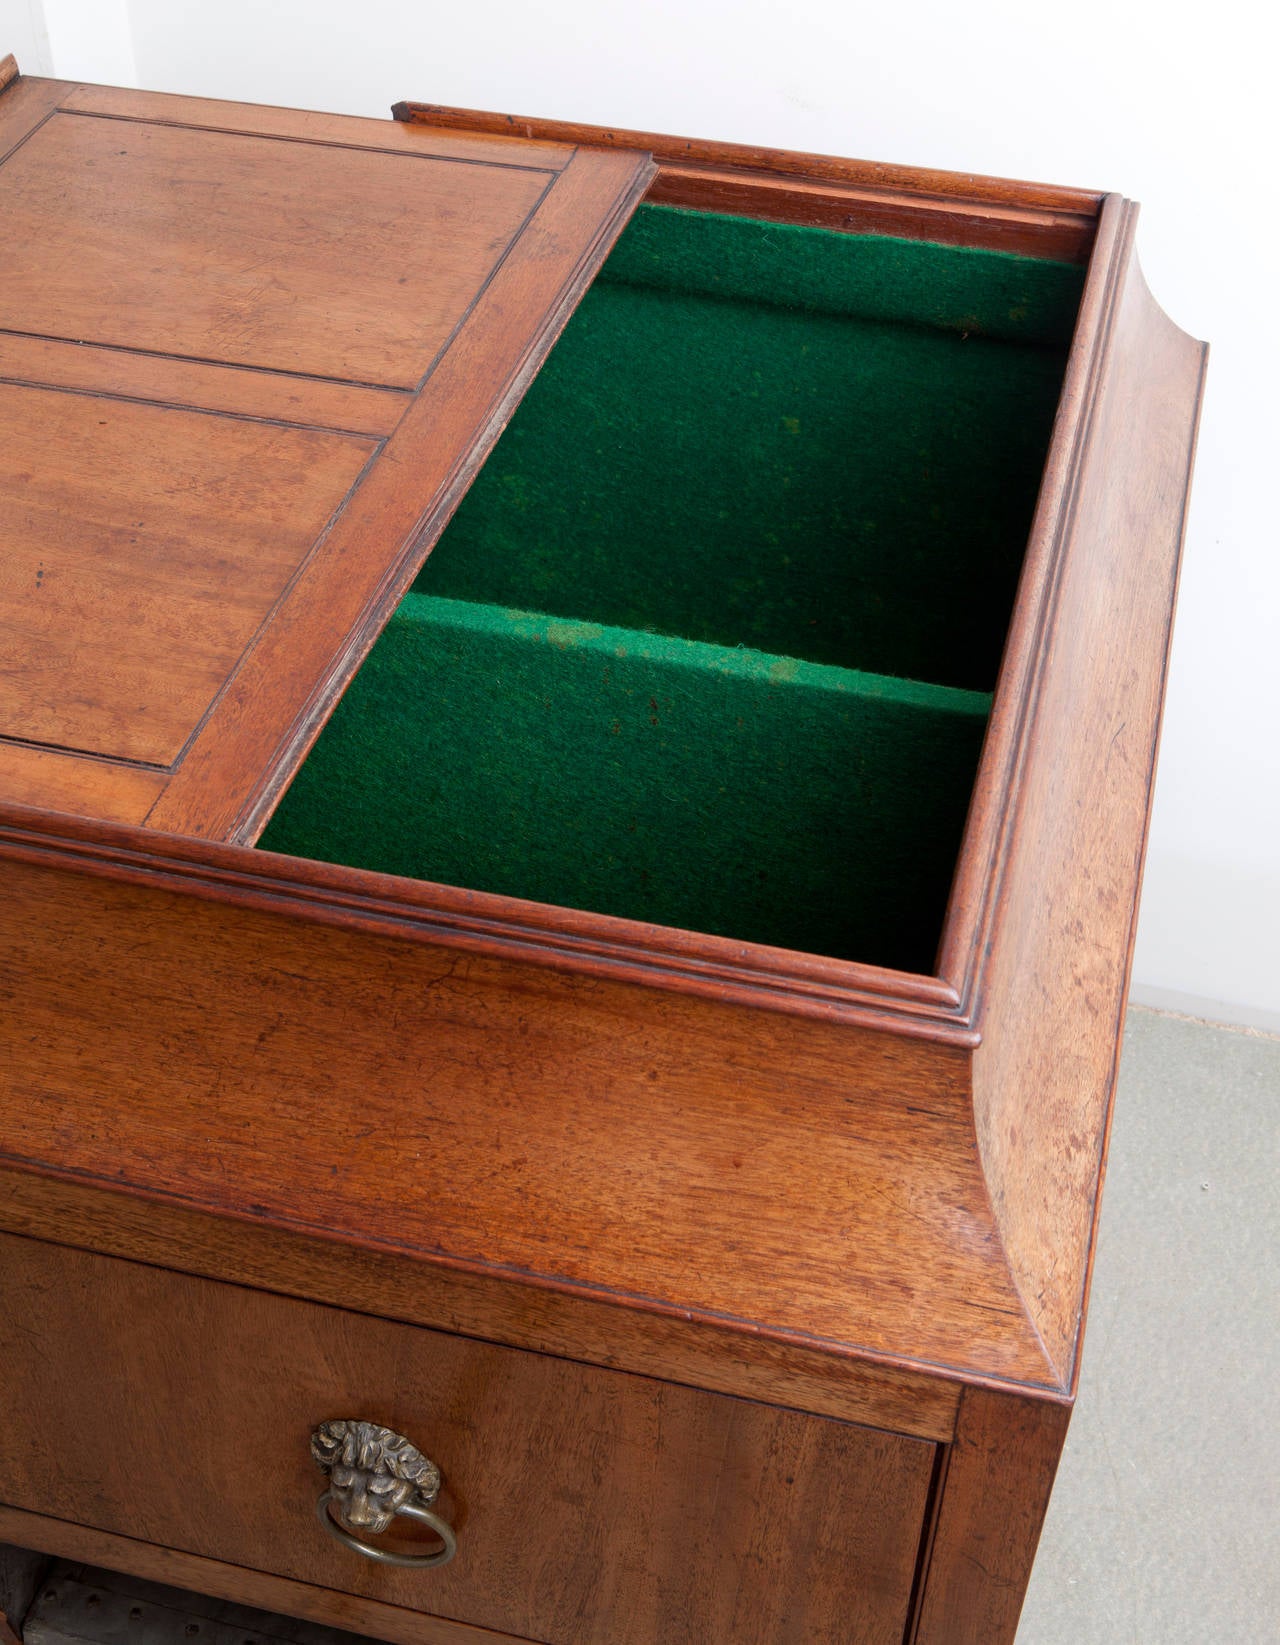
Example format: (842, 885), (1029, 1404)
(392, 100), (1102, 215)
(0, 1166), (962, 1439)
(392, 102), (1101, 261)
(0, 1509), (526, 1645)
(0, 804), (975, 1041)
(938, 194), (1134, 1003)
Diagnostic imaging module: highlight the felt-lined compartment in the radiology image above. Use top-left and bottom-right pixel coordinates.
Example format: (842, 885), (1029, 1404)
(260, 205), (1083, 971)
(259, 595), (990, 971)
(417, 205), (1081, 692)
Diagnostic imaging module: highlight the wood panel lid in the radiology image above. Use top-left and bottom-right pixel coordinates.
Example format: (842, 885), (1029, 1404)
(0, 71), (653, 839)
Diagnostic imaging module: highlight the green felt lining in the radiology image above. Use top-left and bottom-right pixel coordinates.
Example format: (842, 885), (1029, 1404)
(259, 595), (991, 972)
(600, 205), (1084, 345)
(261, 205), (1083, 968)
(415, 205), (1083, 692)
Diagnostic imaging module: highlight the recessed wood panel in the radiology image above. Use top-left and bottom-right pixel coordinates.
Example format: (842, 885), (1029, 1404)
(61, 82), (579, 171)
(0, 334), (410, 435)
(0, 89), (650, 829)
(0, 743), (165, 823)
(0, 113), (551, 386)
(0, 383), (376, 765)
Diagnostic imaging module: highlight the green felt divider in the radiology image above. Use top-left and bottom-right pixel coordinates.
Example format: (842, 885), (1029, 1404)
(260, 595), (992, 973)
(415, 205), (1083, 692)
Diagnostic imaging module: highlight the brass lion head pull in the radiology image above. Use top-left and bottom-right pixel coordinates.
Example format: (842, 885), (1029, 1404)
(311, 1419), (456, 1568)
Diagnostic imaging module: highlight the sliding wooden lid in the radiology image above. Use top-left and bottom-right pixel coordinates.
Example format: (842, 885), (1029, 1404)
(0, 69), (652, 840)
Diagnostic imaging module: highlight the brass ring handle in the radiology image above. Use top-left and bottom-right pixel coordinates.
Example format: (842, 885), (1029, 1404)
(311, 1419), (457, 1570)
(315, 1488), (457, 1568)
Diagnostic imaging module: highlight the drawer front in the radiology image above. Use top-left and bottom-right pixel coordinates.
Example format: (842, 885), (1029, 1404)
(0, 1235), (935, 1645)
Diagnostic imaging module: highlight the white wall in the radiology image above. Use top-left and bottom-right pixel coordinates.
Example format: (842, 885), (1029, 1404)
(7, 0), (1279, 1030)
(1, 0), (53, 74)
(39, 0), (136, 85)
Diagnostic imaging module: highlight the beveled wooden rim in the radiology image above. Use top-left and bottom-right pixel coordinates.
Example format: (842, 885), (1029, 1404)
(935, 193), (1136, 1012)
(393, 101), (1101, 262)
(0, 801), (971, 1040)
(393, 100), (1102, 216)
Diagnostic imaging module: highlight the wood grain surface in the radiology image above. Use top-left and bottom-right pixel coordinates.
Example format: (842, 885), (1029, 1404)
(0, 851), (1052, 1389)
(0, 1168), (959, 1439)
(0, 750), (164, 826)
(0, 113), (551, 385)
(910, 1388), (1070, 1645)
(967, 232), (1208, 1386)
(0, 78), (651, 835)
(0, 382), (376, 764)
(0, 335), (409, 436)
(0, 1235), (934, 1645)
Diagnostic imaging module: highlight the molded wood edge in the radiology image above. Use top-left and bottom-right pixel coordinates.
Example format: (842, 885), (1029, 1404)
(392, 103), (1100, 260)
(940, 194), (1133, 999)
(0, 1510), (527, 1645)
(0, 1167), (962, 1437)
(392, 100), (1103, 217)
(0, 56), (18, 94)
(0, 803), (974, 1040)
(968, 245), (1207, 1390)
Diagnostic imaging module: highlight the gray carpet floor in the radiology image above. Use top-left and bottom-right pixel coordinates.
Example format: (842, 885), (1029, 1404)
(1018, 1006), (1279, 1643)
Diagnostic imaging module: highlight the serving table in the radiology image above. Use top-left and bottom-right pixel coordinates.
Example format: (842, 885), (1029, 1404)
(0, 55), (1206, 1645)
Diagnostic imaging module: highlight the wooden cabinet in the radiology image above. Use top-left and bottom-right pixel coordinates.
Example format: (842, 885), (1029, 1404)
(0, 53), (1205, 1645)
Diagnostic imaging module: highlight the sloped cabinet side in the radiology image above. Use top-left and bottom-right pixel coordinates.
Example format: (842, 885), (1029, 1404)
(969, 221), (1208, 1393)
(912, 233), (1206, 1645)
(0, 832), (1038, 1400)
